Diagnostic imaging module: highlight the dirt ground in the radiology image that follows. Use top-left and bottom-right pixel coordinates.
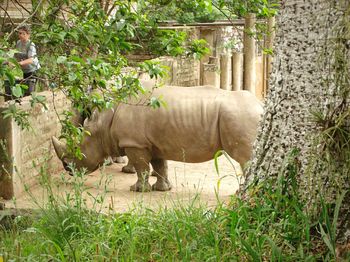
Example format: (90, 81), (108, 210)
(5, 156), (243, 213)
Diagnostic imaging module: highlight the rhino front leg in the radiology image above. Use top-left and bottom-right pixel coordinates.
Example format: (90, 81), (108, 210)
(125, 148), (152, 192)
(151, 159), (172, 191)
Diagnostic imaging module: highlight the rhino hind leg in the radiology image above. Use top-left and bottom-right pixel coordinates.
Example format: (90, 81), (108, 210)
(151, 159), (172, 191)
(125, 148), (152, 192)
(121, 160), (158, 176)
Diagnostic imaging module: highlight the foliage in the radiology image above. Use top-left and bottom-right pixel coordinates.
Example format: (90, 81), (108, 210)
(1, 104), (31, 130)
(172, 0), (218, 24)
(210, 0), (279, 55)
(186, 39), (210, 60)
(59, 111), (90, 160)
(214, 0), (279, 18)
(138, 60), (169, 80)
(137, 0), (278, 25)
(0, 47), (27, 100)
(137, 0), (222, 24)
(147, 30), (187, 57)
(0, 161), (347, 261)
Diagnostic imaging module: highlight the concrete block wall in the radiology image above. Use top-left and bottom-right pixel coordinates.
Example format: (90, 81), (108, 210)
(0, 91), (69, 200)
(159, 56), (200, 87)
(0, 0), (32, 20)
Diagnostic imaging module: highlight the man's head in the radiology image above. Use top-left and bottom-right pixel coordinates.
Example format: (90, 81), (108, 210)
(17, 24), (31, 42)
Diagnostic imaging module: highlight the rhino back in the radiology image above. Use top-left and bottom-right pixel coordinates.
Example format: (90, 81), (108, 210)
(112, 86), (261, 163)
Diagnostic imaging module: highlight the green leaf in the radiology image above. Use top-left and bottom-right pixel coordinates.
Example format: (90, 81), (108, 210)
(30, 94), (48, 109)
(68, 73), (77, 82)
(240, 238), (261, 261)
(332, 191), (346, 241)
(57, 56), (67, 64)
(12, 84), (24, 97)
(148, 97), (161, 109)
(319, 224), (336, 257)
(98, 80), (107, 89)
(5, 71), (15, 86)
(263, 48), (274, 55)
(214, 150), (224, 176)
(71, 56), (85, 63)
(58, 31), (67, 42)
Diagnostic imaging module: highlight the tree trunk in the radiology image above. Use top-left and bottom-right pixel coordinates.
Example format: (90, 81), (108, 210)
(244, 0), (350, 242)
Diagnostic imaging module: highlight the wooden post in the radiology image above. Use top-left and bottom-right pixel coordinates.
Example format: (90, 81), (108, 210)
(243, 13), (256, 94)
(232, 52), (243, 91)
(220, 54), (231, 90)
(199, 28), (216, 85)
(203, 56), (220, 88)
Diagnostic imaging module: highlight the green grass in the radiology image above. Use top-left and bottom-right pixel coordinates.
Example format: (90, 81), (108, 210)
(0, 164), (348, 261)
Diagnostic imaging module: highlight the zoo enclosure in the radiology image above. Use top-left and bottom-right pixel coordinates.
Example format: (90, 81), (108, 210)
(0, 0), (275, 200)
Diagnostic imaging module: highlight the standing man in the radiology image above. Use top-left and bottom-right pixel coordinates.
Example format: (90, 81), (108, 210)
(5, 24), (41, 100)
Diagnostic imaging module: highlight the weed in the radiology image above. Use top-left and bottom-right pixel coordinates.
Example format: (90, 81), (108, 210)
(0, 158), (344, 261)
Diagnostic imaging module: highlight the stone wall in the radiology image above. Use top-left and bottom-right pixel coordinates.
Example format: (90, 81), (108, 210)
(159, 56), (200, 86)
(0, 0), (32, 20)
(0, 91), (69, 199)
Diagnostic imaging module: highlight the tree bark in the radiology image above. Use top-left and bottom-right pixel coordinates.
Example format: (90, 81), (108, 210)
(244, 0), (350, 242)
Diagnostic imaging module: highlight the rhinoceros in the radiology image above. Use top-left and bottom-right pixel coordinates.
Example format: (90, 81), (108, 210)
(52, 86), (263, 192)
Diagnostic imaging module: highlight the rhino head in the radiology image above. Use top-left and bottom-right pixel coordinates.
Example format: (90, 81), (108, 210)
(52, 109), (115, 175)
(52, 136), (104, 175)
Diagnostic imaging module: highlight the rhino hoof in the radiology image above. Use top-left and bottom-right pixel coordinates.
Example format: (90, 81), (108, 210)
(130, 182), (152, 192)
(122, 165), (136, 174)
(152, 181), (172, 191)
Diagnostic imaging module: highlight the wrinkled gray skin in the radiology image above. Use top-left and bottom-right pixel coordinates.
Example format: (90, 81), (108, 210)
(53, 86), (263, 192)
(69, 108), (129, 168)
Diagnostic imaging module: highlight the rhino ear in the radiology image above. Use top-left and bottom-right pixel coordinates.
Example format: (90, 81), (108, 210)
(52, 136), (67, 160)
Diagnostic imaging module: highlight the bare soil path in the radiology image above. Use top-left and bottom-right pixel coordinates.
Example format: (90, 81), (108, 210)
(5, 156), (242, 212)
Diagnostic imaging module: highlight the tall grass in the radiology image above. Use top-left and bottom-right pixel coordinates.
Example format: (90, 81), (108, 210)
(0, 161), (348, 261)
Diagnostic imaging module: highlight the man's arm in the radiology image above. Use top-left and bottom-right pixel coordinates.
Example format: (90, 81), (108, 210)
(19, 57), (34, 67)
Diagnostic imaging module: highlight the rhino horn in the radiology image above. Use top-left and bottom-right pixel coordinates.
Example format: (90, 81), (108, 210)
(52, 136), (67, 160)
